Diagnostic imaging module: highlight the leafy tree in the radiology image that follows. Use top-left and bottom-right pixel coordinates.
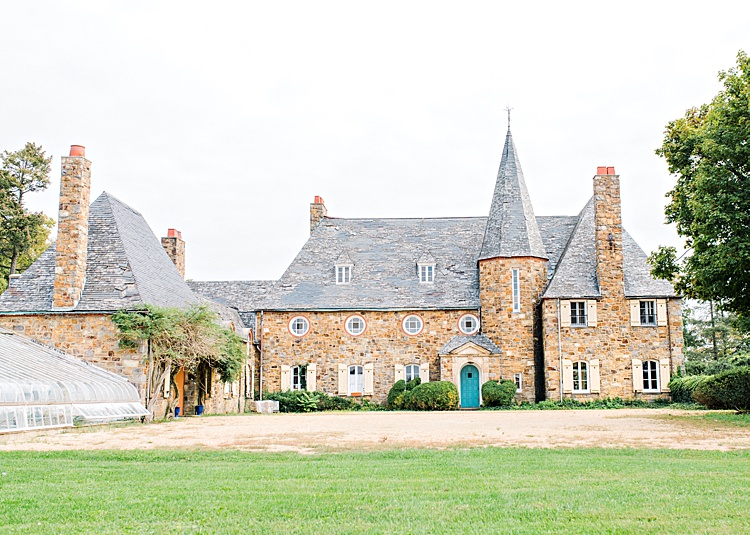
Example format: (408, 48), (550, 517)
(0, 142), (55, 292)
(649, 51), (750, 316)
(681, 301), (750, 375)
(112, 304), (247, 418)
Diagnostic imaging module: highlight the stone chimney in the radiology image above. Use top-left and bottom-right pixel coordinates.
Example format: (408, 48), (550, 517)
(161, 229), (185, 278)
(593, 166), (624, 298)
(53, 145), (91, 309)
(310, 195), (327, 234)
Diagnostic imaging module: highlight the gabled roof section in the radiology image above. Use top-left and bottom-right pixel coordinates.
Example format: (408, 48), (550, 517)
(335, 252), (354, 265)
(543, 197), (676, 299)
(0, 192), (197, 313)
(438, 334), (502, 355)
(269, 217), (486, 310)
(479, 128), (547, 261)
(187, 280), (276, 331)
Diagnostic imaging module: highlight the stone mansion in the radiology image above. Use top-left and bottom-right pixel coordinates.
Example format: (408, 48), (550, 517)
(0, 127), (682, 410)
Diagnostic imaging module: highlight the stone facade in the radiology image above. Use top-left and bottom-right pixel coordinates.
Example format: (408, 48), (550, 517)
(260, 309), (484, 402)
(478, 257), (547, 402)
(309, 196), (327, 234)
(53, 153), (91, 308)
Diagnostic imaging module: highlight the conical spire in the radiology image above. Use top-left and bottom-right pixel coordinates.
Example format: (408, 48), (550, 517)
(478, 127), (547, 260)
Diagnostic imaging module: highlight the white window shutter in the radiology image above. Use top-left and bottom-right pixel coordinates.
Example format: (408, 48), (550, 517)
(306, 363), (317, 392)
(419, 362), (430, 383)
(632, 359), (643, 392)
(364, 363), (375, 395)
(589, 359), (601, 393)
(587, 300), (598, 327)
(280, 365), (291, 391)
(394, 364), (405, 383)
(562, 359), (573, 393)
(338, 364), (348, 395)
(659, 359), (671, 392)
(560, 301), (571, 328)
(657, 299), (668, 326)
(629, 301), (640, 327)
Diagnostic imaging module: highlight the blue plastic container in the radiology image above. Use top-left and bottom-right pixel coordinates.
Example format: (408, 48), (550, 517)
(195, 405), (204, 415)
(174, 406), (181, 418)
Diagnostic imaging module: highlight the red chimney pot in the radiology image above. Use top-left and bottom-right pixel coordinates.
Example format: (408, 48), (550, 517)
(596, 166), (607, 175)
(607, 166), (615, 174)
(314, 196), (324, 204)
(69, 145), (85, 157)
(167, 228), (182, 239)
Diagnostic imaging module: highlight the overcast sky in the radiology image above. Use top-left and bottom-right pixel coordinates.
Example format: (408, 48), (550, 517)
(2, 1), (747, 281)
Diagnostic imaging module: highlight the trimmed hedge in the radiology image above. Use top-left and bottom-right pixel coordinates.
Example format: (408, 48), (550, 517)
(693, 367), (750, 410)
(403, 381), (459, 411)
(263, 390), (382, 412)
(668, 375), (710, 403)
(481, 380), (517, 407)
(386, 378), (422, 410)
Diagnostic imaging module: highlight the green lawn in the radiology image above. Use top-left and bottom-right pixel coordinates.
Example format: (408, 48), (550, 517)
(0, 448), (748, 534)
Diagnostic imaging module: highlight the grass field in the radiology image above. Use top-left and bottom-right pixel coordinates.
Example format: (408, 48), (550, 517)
(1, 447), (748, 534)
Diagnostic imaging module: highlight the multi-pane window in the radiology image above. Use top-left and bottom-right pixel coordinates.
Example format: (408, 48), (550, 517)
(512, 269), (520, 312)
(459, 314), (480, 335)
(348, 365), (364, 394)
(640, 300), (657, 326)
(345, 315), (366, 336)
(405, 364), (420, 383)
(402, 315), (424, 335)
(419, 264), (434, 283)
(643, 360), (659, 392)
(513, 373), (523, 393)
(291, 365), (307, 391)
(336, 265), (352, 284)
(288, 316), (310, 337)
(570, 301), (587, 326)
(572, 361), (589, 392)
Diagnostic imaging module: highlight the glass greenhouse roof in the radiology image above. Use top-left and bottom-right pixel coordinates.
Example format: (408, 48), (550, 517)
(0, 328), (149, 433)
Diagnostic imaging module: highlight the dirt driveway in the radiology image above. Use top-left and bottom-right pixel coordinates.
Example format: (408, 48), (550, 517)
(1, 409), (748, 453)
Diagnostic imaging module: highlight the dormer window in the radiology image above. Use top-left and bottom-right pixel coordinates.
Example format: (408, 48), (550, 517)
(336, 264), (352, 284)
(419, 263), (434, 283)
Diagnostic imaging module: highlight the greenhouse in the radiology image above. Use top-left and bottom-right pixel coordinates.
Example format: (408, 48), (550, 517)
(0, 327), (149, 433)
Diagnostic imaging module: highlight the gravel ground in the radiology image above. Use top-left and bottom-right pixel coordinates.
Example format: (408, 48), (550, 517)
(1, 409), (748, 453)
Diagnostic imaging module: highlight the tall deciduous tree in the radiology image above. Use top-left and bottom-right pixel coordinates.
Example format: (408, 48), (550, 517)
(650, 51), (750, 316)
(0, 143), (55, 292)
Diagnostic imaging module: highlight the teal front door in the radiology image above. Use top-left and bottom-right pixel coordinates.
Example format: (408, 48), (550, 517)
(460, 365), (480, 408)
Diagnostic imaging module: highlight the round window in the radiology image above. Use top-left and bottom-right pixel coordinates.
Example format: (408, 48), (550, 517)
(345, 315), (367, 336)
(288, 316), (310, 337)
(402, 314), (424, 336)
(458, 314), (480, 335)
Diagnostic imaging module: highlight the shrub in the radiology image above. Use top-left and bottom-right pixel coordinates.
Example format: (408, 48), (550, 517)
(669, 375), (710, 403)
(263, 390), (358, 412)
(693, 367), (750, 411)
(481, 380), (517, 407)
(404, 381), (459, 411)
(386, 380), (407, 410)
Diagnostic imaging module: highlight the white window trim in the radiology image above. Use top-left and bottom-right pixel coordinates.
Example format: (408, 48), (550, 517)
(402, 314), (424, 336)
(570, 301), (588, 327)
(513, 373), (522, 393)
(418, 263), (435, 284)
(336, 264), (353, 284)
(291, 365), (307, 391)
(640, 300), (657, 326)
(642, 360), (660, 393)
(405, 364), (420, 383)
(572, 361), (590, 393)
(348, 365), (364, 395)
(288, 316), (310, 337)
(512, 269), (520, 312)
(345, 314), (367, 336)
(458, 313), (480, 335)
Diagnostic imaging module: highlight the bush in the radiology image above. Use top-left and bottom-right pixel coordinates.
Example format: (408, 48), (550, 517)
(404, 381), (459, 411)
(481, 380), (517, 407)
(386, 377), (423, 410)
(263, 390), (360, 412)
(693, 367), (750, 410)
(669, 375), (710, 403)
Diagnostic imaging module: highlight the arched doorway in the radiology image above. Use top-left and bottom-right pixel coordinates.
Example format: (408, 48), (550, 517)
(460, 364), (480, 408)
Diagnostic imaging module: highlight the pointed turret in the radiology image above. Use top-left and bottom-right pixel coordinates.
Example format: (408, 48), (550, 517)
(479, 127), (546, 260)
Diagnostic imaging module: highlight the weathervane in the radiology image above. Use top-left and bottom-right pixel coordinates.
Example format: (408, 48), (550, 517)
(504, 104), (513, 127)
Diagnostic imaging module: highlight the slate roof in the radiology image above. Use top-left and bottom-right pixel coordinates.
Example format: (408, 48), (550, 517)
(479, 127), (547, 260)
(542, 198), (676, 299)
(0, 192), (198, 313)
(187, 280), (275, 331)
(438, 334), (502, 355)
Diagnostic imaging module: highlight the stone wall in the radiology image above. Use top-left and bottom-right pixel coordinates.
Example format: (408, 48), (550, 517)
(478, 257), (547, 402)
(309, 197), (327, 234)
(260, 309), (482, 402)
(53, 155), (91, 308)
(541, 298), (683, 400)
(161, 232), (185, 278)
